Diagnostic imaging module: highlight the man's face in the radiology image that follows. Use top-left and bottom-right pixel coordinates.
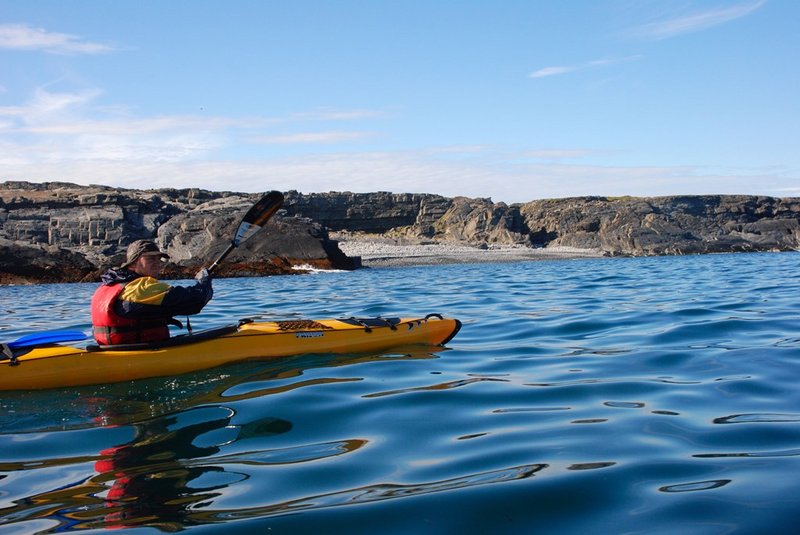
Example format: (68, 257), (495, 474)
(133, 255), (164, 278)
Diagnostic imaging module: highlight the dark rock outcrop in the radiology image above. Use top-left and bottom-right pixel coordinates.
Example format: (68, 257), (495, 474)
(516, 195), (800, 255)
(0, 238), (97, 285)
(283, 190), (450, 233)
(2, 181), (799, 285)
(156, 201), (354, 277)
(282, 191), (800, 254)
(0, 182), (355, 284)
(282, 192), (529, 242)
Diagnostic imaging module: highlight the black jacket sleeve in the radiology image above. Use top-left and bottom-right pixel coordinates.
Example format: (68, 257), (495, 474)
(116, 278), (213, 320)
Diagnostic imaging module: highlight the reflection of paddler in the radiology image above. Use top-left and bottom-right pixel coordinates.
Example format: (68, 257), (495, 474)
(94, 408), (233, 529)
(93, 406), (292, 529)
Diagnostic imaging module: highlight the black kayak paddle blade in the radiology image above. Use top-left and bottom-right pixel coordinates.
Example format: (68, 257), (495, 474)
(232, 190), (284, 246)
(208, 190), (284, 273)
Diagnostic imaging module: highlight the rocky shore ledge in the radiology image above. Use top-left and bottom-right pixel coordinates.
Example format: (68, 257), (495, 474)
(333, 233), (603, 268)
(2, 181), (799, 284)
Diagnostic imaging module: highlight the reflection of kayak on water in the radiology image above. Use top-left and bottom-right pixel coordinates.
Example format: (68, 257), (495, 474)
(1, 315), (462, 391)
(1, 344), (445, 435)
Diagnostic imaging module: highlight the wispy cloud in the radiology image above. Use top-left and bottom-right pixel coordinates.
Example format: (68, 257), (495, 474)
(0, 87), (388, 165)
(0, 23), (115, 54)
(530, 55), (643, 79)
(288, 108), (388, 121)
(424, 145), (491, 155)
(26, 88), (102, 117)
(529, 66), (575, 79)
(1, 89), (794, 201)
(524, 149), (597, 160)
(252, 131), (376, 145)
(630, 0), (767, 40)
(3, 150), (793, 203)
(1, 88), (385, 131)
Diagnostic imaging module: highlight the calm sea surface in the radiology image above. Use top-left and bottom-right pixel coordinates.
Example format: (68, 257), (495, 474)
(1, 253), (799, 534)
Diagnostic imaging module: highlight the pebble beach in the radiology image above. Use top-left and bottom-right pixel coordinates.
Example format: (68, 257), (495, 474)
(332, 233), (604, 268)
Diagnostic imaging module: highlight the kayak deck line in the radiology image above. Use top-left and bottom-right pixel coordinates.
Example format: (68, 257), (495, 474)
(0, 314), (462, 391)
(77, 315), (443, 353)
(85, 322), (244, 352)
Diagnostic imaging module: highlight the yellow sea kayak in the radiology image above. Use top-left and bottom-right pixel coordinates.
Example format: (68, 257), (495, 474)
(1, 315), (461, 391)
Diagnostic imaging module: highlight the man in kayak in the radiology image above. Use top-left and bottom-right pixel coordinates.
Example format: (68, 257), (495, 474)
(91, 240), (213, 345)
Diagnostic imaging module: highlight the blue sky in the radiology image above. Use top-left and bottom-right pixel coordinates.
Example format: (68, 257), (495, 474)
(0, 0), (797, 203)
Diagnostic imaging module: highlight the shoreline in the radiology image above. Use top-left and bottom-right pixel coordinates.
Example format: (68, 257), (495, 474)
(332, 234), (604, 268)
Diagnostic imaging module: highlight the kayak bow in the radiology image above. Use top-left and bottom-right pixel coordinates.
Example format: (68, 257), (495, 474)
(1, 315), (461, 391)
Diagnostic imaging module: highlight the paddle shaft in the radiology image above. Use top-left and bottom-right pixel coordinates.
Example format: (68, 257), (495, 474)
(208, 243), (236, 274)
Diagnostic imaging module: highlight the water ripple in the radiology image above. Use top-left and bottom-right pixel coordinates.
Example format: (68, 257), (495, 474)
(693, 448), (800, 459)
(2, 253), (800, 533)
(212, 463), (547, 520)
(713, 413), (800, 424)
(363, 377), (508, 398)
(659, 479), (732, 493)
(200, 438), (368, 466)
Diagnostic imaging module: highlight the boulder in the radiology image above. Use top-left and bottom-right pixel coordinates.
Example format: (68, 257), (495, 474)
(0, 238), (97, 285)
(156, 203), (357, 276)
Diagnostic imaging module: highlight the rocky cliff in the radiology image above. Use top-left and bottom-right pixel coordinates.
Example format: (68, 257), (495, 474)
(2, 182), (799, 284)
(0, 182), (354, 284)
(516, 195), (800, 255)
(283, 191), (800, 255)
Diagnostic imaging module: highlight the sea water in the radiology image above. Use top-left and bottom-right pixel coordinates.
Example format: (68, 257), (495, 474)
(1, 252), (799, 534)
